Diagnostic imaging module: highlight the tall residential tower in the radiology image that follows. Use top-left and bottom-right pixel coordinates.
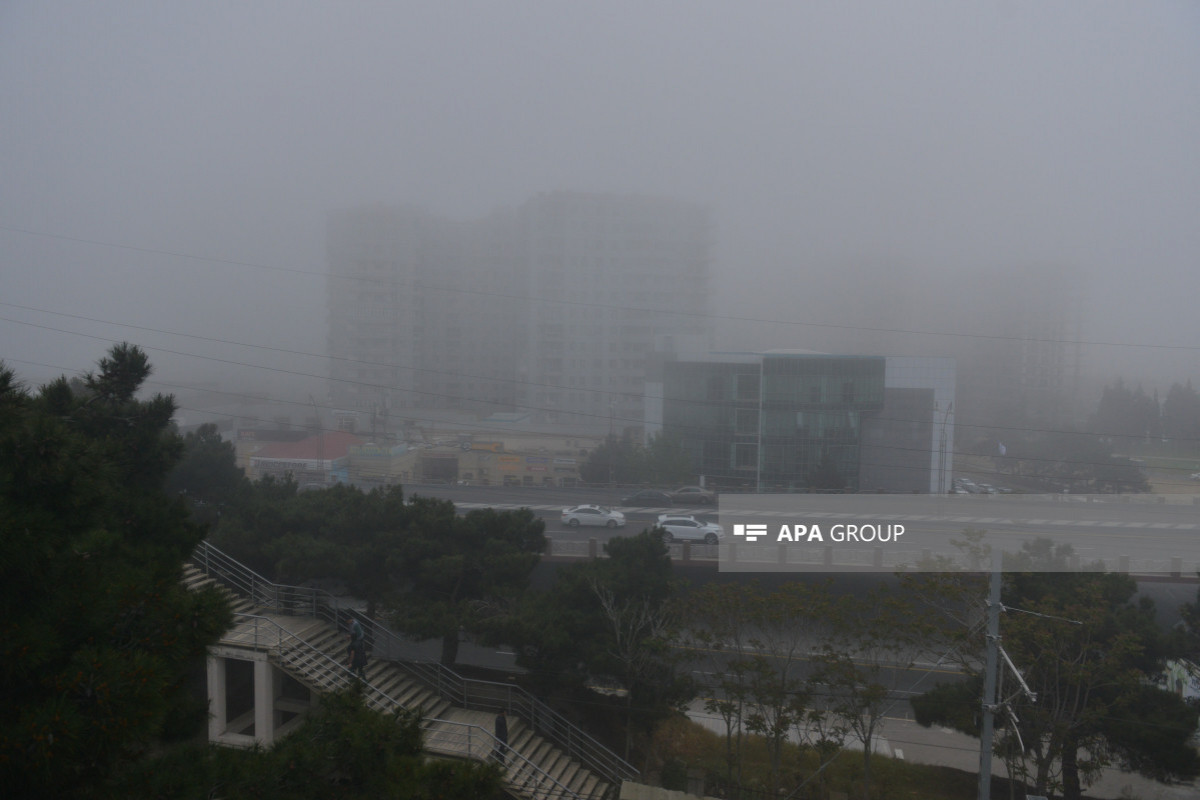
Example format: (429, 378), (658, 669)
(326, 192), (713, 435)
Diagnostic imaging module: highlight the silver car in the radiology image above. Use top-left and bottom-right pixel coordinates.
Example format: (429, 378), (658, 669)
(656, 514), (723, 544)
(561, 505), (626, 528)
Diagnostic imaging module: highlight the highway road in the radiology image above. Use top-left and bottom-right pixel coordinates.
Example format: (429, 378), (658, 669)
(400, 482), (717, 543)
(391, 483), (1198, 716)
(395, 482), (1199, 620)
(395, 484), (1200, 573)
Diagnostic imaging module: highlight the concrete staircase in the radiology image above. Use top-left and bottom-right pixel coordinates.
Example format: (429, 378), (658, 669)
(184, 560), (619, 800)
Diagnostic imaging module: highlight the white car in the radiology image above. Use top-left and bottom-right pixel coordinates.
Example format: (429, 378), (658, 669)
(656, 515), (723, 544)
(561, 505), (626, 528)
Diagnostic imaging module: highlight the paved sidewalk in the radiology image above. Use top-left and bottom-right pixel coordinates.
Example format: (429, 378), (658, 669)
(687, 704), (1198, 800)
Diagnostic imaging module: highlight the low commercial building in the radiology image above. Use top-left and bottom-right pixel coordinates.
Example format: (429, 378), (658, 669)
(413, 437), (592, 487)
(337, 430), (600, 487)
(243, 430), (366, 487)
(652, 352), (955, 493)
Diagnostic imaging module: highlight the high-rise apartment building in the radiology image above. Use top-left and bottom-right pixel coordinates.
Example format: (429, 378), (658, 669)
(514, 192), (713, 431)
(327, 192), (713, 434)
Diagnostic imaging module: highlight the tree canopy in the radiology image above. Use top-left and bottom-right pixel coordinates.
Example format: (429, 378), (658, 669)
(503, 531), (691, 765)
(165, 422), (250, 517)
(0, 345), (231, 798)
(390, 498), (546, 665)
(208, 484), (546, 666)
(912, 544), (1198, 800)
(115, 690), (503, 799)
(579, 432), (696, 486)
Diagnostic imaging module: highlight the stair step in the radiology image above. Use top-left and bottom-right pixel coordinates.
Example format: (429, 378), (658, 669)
(510, 729), (536, 754)
(186, 559), (615, 800)
(572, 773), (599, 797)
(567, 766), (600, 794)
(524, 739), (554, 768)
(554, 761), (581, 792)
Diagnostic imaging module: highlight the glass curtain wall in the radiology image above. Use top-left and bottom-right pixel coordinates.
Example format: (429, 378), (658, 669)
(759, 355), (885, 491)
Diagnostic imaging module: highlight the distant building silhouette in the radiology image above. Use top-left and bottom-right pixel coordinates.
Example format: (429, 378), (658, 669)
(326, 192), (713, 436)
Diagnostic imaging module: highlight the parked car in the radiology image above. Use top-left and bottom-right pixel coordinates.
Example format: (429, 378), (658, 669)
(561, 505), (626, 528)
(668, 485), (716, 505)
(655, 514), (723, 544)
(621, 489), (674, 506)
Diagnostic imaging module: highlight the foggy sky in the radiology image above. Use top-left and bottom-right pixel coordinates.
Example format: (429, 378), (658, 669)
(2, 2), (1198, 417)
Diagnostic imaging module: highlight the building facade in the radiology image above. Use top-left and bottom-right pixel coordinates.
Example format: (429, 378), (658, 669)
(513, 192), (713, 430)
(326, 204), (523, 421)
(326, 192), (713, 435)
(657, 352), (955, 493)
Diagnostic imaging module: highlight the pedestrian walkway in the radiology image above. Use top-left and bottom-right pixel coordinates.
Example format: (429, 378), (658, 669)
(685, 703), (1198, 800)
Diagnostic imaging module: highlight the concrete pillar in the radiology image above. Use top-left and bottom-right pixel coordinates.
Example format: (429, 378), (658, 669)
(254, 659), (276, 746)
(207, 654), (226, 743)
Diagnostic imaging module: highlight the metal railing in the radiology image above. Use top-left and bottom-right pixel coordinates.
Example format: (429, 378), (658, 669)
(424, 720), (583, 800)
(227, 612), (376, 698)
(226, 611), (588, 799)
(189, 540), (638, 788)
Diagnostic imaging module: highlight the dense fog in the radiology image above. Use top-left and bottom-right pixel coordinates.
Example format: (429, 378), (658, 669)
(2, 2), (1197, 427)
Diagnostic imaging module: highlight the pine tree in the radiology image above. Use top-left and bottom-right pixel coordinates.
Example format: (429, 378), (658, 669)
(0, 345), (231, 797)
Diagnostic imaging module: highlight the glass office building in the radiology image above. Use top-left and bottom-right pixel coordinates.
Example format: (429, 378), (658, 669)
(659, 353), (954, 493)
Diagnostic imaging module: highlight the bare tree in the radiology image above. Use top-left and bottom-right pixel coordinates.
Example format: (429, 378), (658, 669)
(591, 578), (684, 761)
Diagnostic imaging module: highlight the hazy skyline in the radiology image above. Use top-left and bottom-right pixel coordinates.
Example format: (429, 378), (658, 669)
(2, 2), (1198, 421)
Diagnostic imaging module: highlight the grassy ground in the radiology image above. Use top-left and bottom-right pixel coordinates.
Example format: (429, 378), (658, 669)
(647, 714), (1121, 800)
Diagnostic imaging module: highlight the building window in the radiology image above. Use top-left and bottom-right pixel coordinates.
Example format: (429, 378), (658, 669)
(735, 408), (759, 435)
(736, 372), (760, 402)
(733, 443), (758, 470)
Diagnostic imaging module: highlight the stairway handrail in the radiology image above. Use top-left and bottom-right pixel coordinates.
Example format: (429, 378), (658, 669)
(191, 540), (638, 786)
(227, 613), (584, 800)
(228, 612), (402, 709)
(422, 719), (585, 800)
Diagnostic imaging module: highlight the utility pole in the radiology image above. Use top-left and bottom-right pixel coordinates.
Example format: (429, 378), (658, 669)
(938, 401), (954, 494)
(977, 558), (1002, 800)
(756, 359), (764, 493)
(608, 399), (616, 506)
(309, 394), (325, 487)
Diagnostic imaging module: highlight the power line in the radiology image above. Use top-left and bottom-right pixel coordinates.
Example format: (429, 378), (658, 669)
(5, 304), (1200, 451)
(4, 222), (1198, 352)
(9, 344), (1200, 491)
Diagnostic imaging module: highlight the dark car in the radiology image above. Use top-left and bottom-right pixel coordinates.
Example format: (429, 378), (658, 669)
(620, 489), (674, 506)
(668, 485), (716, 505)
